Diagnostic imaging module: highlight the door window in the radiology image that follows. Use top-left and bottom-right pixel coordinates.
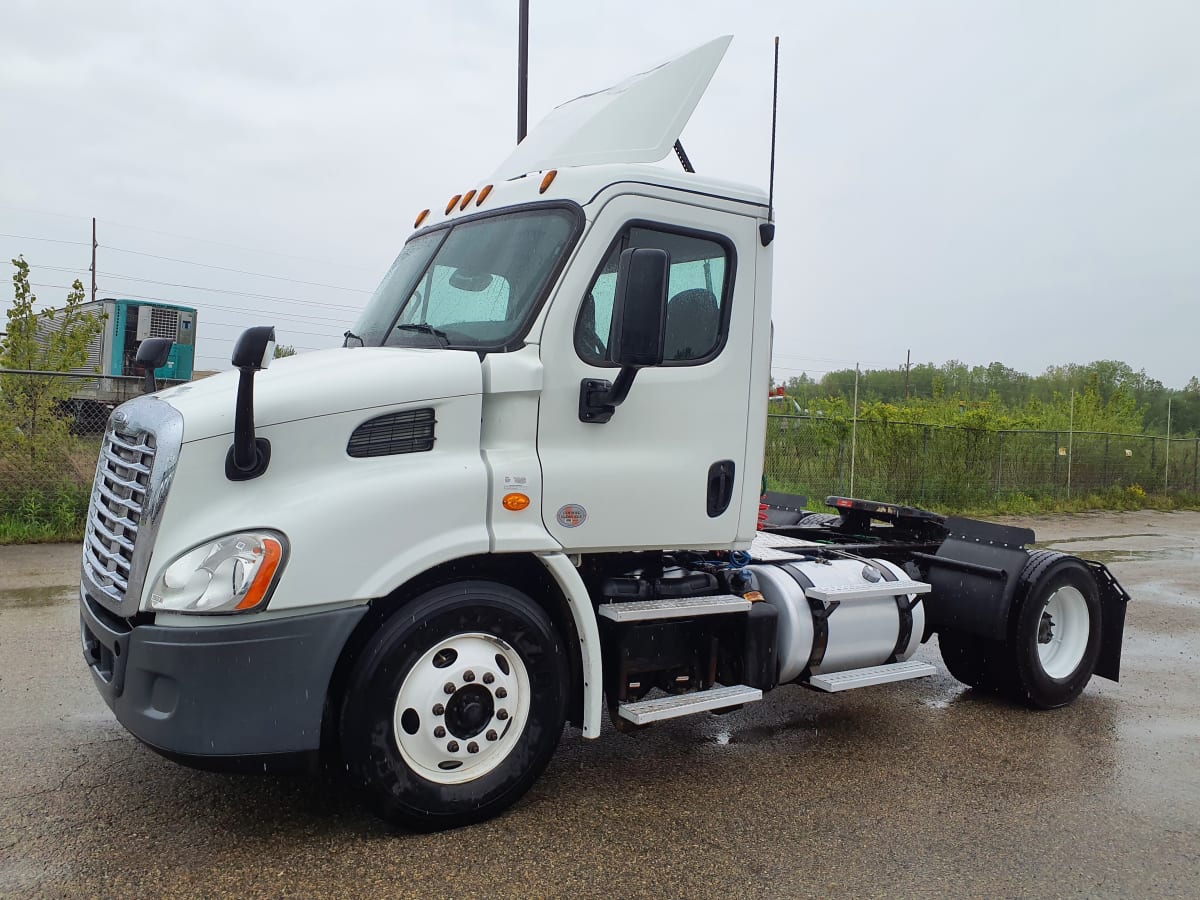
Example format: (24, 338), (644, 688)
(576, 225), (733, 366)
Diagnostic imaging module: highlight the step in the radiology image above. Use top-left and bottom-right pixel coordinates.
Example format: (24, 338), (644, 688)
(804, 579), (931, 603)
(597, 594), (750, 623)
(806, 659), (938, 692)
(617, 684), (763, 725)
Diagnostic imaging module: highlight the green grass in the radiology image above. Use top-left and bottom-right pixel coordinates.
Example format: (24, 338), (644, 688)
(0, 515), (83, 544)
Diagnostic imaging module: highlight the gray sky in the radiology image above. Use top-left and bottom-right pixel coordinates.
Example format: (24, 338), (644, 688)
(2, 1), (1197, 387)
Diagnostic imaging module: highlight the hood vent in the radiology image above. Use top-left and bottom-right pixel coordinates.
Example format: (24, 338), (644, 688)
(347, 408), (436, 458)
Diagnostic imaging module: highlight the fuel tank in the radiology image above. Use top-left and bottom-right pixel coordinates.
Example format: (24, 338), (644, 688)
(748, 558), (924, 683)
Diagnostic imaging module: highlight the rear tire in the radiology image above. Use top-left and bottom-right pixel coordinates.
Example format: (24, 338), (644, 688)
(937, 630), (1012, 693)
(1008, 552), (1102, 709)
(938, 551), (1102, 709)
(339, 580), (568, 831)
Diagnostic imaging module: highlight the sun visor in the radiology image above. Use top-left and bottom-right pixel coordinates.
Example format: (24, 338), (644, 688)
(493, 35), (732, 181)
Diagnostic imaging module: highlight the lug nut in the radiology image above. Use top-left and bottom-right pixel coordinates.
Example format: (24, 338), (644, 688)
(432, 703), (445, 716)
(467, 741), (479, 754)
(434, 726), (446, 738)
(482, 672), (495, 684)
(443, 682), (456, 695)
(486, 730), (498, 741)
(496, 709), (509, 721)
(447, 740), (459, 752)
(495, 687), (508, 699)
(463, 670), (475, 682)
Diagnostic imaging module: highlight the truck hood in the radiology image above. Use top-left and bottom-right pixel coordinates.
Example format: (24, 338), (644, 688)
(153, 347), (482, 443)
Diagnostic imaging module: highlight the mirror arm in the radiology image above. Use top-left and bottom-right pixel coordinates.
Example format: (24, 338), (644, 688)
(578, 366), (640, 425)
(142, 368), (157, 394)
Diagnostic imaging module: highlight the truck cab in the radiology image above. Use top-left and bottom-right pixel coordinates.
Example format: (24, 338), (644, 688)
(79, 36), (1128, 831)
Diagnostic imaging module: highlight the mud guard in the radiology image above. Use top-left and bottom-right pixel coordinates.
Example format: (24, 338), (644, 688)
(919, 517), (1130, 683)
(1086, 560), (1131, 682)
(919, 517), (1033, 640)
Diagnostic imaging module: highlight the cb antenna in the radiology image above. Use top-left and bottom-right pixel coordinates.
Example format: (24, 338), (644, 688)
(761, 36), (779, 247)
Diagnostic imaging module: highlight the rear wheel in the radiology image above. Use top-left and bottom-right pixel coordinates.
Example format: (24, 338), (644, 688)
(938, 551), (1102, 709)
(937, 629), (1012, 692)
(1008, 552), (1102, 708)
(339, 581), (568, 830)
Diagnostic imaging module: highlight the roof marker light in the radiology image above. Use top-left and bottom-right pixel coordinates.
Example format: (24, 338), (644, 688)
(539, 170), (557, 194)
(459, 189), (477, 210)
(445, 194), (462, 215)
(476, 184), (493, 206)
(414, 209), (430, 229)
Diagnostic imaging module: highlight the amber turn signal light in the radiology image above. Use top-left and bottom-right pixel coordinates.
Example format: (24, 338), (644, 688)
(539, 170), (557, 194)
(502, 493), (531, 511)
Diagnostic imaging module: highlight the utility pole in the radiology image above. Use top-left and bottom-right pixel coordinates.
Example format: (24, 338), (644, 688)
(90, 217), (97, 303)
(517, 0), (529, 143)
(904, 348), (911, 400)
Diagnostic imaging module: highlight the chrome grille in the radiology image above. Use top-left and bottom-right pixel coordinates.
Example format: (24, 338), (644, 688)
(81, 396), (183, 614)
(83, 427), (156, 605)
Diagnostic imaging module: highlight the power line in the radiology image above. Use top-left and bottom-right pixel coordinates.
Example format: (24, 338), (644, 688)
(19, 263), (368, 314)
(0, 232), (90, 247)
(101, 244), (371, 292)
(1, 203), (377, 272)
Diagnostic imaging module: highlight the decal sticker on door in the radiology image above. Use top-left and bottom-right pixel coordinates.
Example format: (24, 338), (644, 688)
(556, 504), (587, 528)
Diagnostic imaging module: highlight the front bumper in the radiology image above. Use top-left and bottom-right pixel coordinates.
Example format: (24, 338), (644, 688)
(80, 590), (366, 762)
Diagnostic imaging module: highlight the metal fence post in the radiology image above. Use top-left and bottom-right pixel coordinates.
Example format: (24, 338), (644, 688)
(919, 426), (929, 502)
(995, 432), (1004, 496)
(1052, 431), (1059, 497)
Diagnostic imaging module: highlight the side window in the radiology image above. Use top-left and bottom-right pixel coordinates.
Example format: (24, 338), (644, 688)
(575, 225), (732, 366)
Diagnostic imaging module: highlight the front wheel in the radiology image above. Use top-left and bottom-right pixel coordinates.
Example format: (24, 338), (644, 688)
(339, 581), (568, 830)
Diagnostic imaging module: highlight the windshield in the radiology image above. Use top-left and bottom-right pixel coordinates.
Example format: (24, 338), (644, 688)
(348, 206), (580, 351)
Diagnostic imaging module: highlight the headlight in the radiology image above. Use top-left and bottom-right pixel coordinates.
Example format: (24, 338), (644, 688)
(150, 532), (287, 614)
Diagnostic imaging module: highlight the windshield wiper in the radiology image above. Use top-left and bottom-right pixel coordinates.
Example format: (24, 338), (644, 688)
(395, 323), (449, 346)
(343, 329), (365, 347)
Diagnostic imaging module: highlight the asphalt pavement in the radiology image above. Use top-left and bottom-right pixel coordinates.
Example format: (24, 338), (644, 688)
(2, 511), (1198, 897)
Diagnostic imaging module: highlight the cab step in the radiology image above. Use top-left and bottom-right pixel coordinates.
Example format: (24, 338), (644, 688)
(804, 579), (931, 603)
(617, 684), (762, 725)
(597, 594), (750, 622)
(806, 659), (937, 692)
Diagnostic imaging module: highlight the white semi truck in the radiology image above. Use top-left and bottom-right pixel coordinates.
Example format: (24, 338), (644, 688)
(79, 37), (1129, 831)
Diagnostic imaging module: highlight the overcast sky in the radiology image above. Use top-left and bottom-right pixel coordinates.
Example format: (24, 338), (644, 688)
(1, 1), (1197, 387)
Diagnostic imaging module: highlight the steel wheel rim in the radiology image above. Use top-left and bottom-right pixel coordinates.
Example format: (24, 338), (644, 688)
(392, 632), (531, 785)
(1037, 586), (1089, 679)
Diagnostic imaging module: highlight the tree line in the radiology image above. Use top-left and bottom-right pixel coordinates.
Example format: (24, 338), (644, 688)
(779, 359), (1200, 437)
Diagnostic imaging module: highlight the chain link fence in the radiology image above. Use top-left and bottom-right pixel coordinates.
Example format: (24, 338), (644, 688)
(3, 373), (1198, 536)
(765, 414), (1200, 509)
(0, 371), (179, 537)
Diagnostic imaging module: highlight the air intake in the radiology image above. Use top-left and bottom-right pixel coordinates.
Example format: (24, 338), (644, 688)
(347, 408), (436, 458)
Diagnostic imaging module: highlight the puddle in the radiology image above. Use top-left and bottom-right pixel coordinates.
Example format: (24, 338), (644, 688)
(1041, 533), (1162, 545)
(1036, 547), (1200, 564)
(0, 585), (76, 610)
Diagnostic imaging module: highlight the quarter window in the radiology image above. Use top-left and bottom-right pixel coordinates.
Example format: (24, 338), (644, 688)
(576, 225), (733, 366)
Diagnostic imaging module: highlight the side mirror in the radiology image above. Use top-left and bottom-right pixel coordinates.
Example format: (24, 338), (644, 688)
(231, 325), (276, 371)
(226, 325), (276, 481)
(609, 248), (669, 368)
(135, 338), (173, 393)
(579, 247), (670, 424)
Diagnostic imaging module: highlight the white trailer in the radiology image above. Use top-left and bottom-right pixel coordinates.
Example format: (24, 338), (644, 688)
(78, 37), (1129, 830)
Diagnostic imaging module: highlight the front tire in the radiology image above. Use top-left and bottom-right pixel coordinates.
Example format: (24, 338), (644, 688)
(340, 581), (568, 830)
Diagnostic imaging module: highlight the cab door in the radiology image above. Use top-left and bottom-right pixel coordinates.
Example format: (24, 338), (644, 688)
(535, 193), (759, 552)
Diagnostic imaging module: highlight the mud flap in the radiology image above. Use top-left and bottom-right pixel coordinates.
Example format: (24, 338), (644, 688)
(918, 517), (1034, 641)
(1088, 560), (1131, 682)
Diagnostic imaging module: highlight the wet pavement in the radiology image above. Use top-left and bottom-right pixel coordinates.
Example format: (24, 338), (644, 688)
(2, 512), (1198, 897)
